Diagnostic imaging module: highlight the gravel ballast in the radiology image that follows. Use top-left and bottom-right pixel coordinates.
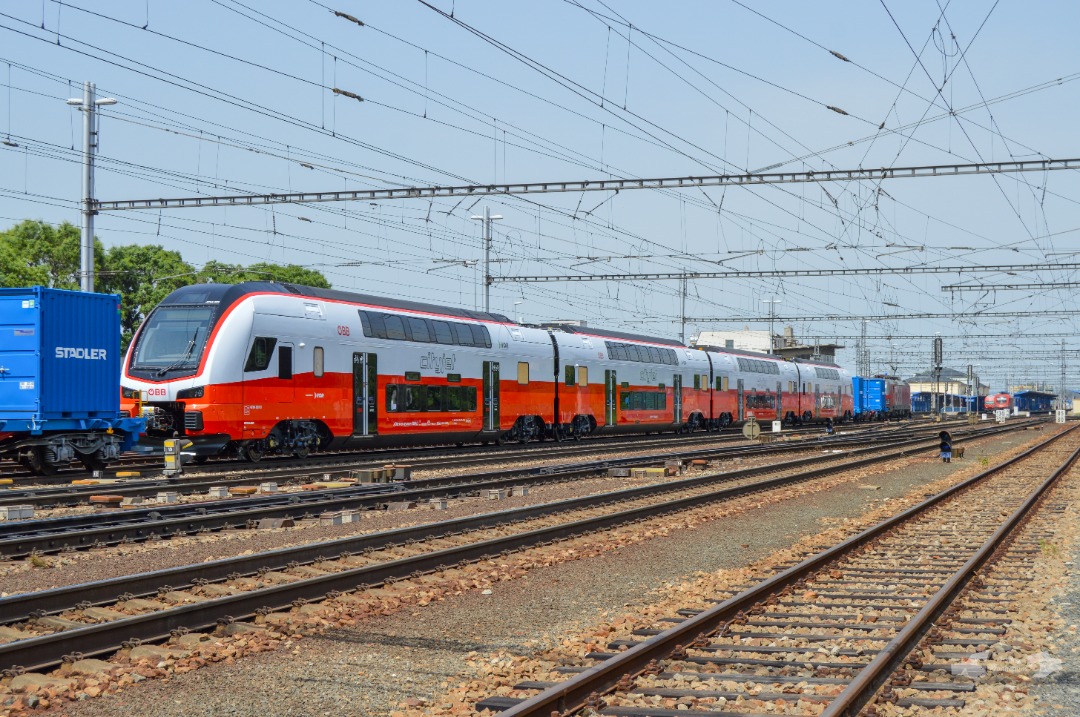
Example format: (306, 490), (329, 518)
(34, 427), (1058, 717)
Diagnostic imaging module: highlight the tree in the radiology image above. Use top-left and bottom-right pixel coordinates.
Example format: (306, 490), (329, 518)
(0, 219), (104, 289)
(1, 220), (332, 350)
(194, 260), (331, 288)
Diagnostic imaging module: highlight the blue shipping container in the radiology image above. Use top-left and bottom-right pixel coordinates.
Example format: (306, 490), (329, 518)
(853, 377), (886, 415)
(0, 287), (123, 427)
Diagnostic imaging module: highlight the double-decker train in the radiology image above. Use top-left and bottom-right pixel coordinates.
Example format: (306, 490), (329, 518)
(120, 282), (853, 461)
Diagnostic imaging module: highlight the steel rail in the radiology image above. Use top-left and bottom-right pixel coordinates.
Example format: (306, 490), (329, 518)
(0, 426), (1014, 672)
(0, 424), (970, 557)
(0, 431), (963, 621)
(494, 424), (1077, 717)
(819, 442), (1080, 716)
(0, 429), (814, 508)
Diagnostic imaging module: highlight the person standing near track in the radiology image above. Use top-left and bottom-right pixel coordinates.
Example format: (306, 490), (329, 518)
(939, 430), (952, 463)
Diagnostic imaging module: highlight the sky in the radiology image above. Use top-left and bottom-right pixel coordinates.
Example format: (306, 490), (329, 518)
(2, 0), (1079, 391)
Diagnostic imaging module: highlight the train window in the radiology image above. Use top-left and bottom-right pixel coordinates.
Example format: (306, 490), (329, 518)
(383, 315), (407, 341)
(577, 366), (588, 386)
(358, 311), (372, 337)
(370, 312), (388, 339)
(450, 323), (474, 347)
(445, 386), (462, 411)
(517, 362), (530, 385)
(715, 376), (722, 391)
(470, 324), (492, 348)
(432, 321), (454, 345)
(464, 386), (478, 411)
(693, 375), (700, 390)
(565, 365), (575, 386)
(278, 345), (293, 380)
(408, 317), (431, 343)
(313, 347), (324, 378)
(426, 385), (445, 411)
(668, 349), (678, 365)
(244, 337), (277, 372)
(386, 385), (399, 412)
(403, 385), (424, 412)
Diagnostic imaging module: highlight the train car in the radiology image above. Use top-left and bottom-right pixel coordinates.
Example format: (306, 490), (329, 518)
(1013, 390), (1055, 414)
(853, 376), (910, 421)
(0, 287), (144, 475)
(984, 393), (1012, 411)
(703, 350), (851, 426)
(551, 326), (711, 437)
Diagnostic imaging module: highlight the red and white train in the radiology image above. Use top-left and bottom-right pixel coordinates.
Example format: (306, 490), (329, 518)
(120, 282), (853, 460)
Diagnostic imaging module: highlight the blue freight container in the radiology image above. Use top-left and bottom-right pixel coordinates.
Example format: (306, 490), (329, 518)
(853, 377), (886, 416)
(0, 287), (123, 426)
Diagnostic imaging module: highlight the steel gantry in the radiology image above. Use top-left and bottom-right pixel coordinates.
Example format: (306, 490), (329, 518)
(92, 157), (1080, 212)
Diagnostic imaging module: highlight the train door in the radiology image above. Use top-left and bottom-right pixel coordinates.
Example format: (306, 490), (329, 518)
(604, 369), (617, 426)
(673, 374), (683, 424)
(737, 379), (745, 421)
(483, 361), (500, 431)
(815, 383), (821, 417)
(776, 381), (783, 418)
(277, 343), (295, 402)
(352, 353), (377, 436)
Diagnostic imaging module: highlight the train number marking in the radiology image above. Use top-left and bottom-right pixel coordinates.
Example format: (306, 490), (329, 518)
(336, 325), (351, 336)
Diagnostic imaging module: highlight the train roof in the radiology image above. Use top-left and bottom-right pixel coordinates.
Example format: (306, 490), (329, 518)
(699, 345), (840, 367)
(159, 281), (513, 324)
(552, 324), (686, 347)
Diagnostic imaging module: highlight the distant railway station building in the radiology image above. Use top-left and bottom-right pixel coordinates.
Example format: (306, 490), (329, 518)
(693, 326), (843, 362)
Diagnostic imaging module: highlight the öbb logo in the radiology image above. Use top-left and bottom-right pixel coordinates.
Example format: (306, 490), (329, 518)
(55, 347), (107, 360)
(147, 387), (167, 396)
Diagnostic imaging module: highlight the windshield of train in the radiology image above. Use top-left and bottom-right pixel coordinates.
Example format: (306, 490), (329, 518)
(130, 305), (215, 375)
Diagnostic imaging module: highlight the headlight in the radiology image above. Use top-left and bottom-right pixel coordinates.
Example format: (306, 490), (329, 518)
(177, 386), (205, 399)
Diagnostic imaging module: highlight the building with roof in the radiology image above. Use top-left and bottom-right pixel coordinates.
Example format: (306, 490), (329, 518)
(905, 367), (988, 397)
(692, 326), (843, 362)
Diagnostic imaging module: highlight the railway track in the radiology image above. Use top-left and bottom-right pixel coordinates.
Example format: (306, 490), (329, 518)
(473, 424), (1078, 717)
(0, 421), (928, 510)
(0, 421), (1020, 557)
(0, 419), (933, 485)
(0, 425), (852, 507)
(0, 420), (1032, 675)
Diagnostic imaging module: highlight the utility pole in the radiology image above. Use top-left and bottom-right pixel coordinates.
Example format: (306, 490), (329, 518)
(470, 206), (502, 313)
(1061, 340), (1067, 411)
(66, 82), (116, 293)
(931, 335), (943, 414)
(679, 276), (687, 345)
(761, 297), (780, 354)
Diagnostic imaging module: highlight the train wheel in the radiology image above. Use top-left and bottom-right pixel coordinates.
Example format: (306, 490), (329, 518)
(78, 451), (108, 473)
(294, 445), (311, 459)
(241, 443), (265, 462)
(26, 447), (58, 476)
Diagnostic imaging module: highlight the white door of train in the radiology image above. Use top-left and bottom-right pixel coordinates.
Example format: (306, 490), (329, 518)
(352, 352), (377, 436)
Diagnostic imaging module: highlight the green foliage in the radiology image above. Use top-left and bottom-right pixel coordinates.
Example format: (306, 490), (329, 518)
(194, 260), (331, 288)
(0, 219), (104, 289)
(0, 220), (332, 350)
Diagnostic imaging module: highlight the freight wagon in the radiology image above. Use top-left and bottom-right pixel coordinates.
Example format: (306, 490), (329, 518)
(0, 287), (144, 474)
